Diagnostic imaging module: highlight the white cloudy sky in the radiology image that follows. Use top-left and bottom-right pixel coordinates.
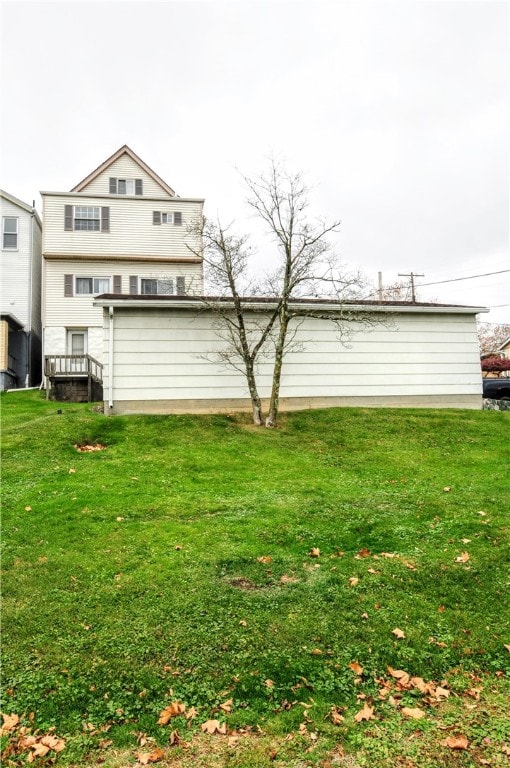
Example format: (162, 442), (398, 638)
(1, 0), (509, 322)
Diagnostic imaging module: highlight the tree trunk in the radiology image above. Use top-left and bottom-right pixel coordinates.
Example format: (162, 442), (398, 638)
(246, 360), (263, 425)
(265, 317), (288, 427)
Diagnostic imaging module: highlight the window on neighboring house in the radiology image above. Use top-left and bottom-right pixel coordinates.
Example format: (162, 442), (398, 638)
(65, 205), (109, 232)
(75, 277), (111, 295)
(2, 217), (18, 249)
(140, 278), (174, 295)
(152, 211), (182, 225)
(110, 178), (143, 195)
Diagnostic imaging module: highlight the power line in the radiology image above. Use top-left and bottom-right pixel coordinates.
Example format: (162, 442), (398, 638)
(416, 270), (510, 287)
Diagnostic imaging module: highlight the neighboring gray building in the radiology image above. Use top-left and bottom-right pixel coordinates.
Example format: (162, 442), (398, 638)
(1, 190), (42, 389)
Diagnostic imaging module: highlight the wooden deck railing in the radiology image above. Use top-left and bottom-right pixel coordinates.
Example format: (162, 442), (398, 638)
(44, 354), (103, 381)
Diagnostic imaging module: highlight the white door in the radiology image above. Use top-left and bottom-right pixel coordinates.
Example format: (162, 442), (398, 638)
(67, 331), (87, 372)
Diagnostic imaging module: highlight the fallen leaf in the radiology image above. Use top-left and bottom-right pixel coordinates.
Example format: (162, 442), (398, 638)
(265, 679), (274, 688)
(443, 486), (451, 492)
(309, 548), (320, 558)
(501, 745), (510, 755)
(219, 698), (233, 713)
(367, 567), (378, 574)
(157, 701), (186, 725)
(116, 516), (125, 522)
(348, 577), (359, 587)
(401, 707), (426, 719)
(349, 662), (363, 676)
(455, 552), (470, 563)
(137, 748), (165, 764)
(311, 648), (322, 655)
(1, 713), (20, 733)
(25, 506), (32, 512)
(280, 574), (298, 584)
(361, 612), (369, 619)
(185, 706), (198, 720)
(201, 719), (227, 735)
(329, 706), (344, 725)
(356, 548), (371, 558)
(239, 619), (247, 626)
(442, 735), (469, 750)
(257, 555), (272, 564)
(461, 538), (471, 544)
(504, 644), (510, 653)
(435, 686), (450, 700)
(354, 703), (375, 722)
(392, 628), (406, 639)
(31, 743), (50, 757)
(387, 667), (410, 686)
(68, 468), (76, 474)
(380, 552), (397, 558)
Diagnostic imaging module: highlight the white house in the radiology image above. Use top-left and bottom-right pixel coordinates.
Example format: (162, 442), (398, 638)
(0, 190), (42, 389)
(41, 145), (204, 399)
(93, 295), (486, 414)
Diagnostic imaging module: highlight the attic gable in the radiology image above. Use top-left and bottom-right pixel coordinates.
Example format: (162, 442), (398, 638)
(71, 145), (176, 198)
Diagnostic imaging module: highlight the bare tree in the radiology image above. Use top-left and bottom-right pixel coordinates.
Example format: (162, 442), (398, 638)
(189, 159), (378, 427)
(242, 159), (368, 426)
(477, 322), (510, 356)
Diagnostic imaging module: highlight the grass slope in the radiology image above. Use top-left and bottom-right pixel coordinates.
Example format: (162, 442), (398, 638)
(1, 391), (509, 767)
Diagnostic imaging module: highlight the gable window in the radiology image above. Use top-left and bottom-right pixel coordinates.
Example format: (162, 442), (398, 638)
(152, 211), (182, 225)
(75, 277), (111, 295)
(109, 178), (143, 195)
(65, 205), (109, 232)
(2, 217), (18, 249)
(141, 278), (174, 295)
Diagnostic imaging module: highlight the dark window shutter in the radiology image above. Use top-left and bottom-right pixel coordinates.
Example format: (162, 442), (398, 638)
(153, 211), (161, 225)
(109, 178), (117, 194)
(64, 205), (73, 231)
(176, 276), (186, 296)
(113, 275), (122, 294)
(173, 211), (182, 226)
(135, 179), (143, 195)
(101, 207), (110, 232)
(129, 275), (138, 294)
(64, 274), (73, 297)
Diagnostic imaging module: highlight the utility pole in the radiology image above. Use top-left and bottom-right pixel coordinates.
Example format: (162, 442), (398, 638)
(398, 272), (424, 303)
(377, 271), (383, 301)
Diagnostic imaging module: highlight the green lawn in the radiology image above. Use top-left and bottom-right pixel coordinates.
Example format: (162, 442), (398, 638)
(1, 391), (509, 767)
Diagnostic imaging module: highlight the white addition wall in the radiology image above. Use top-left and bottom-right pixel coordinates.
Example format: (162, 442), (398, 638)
(101, 306), (484, 413)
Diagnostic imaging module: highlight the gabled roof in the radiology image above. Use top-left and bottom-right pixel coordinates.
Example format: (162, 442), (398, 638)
(70, 145), (176, 196)
(0, 189), (42, 227)
(498, 336), (510, 350)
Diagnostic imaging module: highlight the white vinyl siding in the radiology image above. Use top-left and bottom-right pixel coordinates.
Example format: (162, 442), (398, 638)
(78, 155), (173, 197)
(0, 195), (42, 332)
(43, 194), (202, 258)
(43, 260), (203, 331)
(101, 308), (483, 409)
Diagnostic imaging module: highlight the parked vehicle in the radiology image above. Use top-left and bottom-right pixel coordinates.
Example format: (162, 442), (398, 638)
(482, 378), (510, 400)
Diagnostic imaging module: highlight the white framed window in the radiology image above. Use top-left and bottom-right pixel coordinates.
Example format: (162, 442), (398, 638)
(2, 217), (18, 249)
(110, 177), (143, 195)
(74, 207), (100, 231)
(153, 211), (182, 226)
(65, 205), (109, 232)
(140, 278), (174, 295)
(75, 277), (111, 295)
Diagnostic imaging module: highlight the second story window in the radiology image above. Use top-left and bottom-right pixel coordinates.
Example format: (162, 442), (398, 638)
(65, 205), (110, 232)
(74, 207), (100, 231)
(141, 278), (174, 295)
(109, 178), (143, 195)
(2, 217), (18, 249)
(75, 277), (111, 295)
(153, 211), (182, 225)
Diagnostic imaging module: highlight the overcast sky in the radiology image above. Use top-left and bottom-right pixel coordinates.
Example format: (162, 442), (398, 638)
(1, 0), (509, 322)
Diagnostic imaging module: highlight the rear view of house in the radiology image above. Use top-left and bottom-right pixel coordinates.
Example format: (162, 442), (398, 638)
(1, 190), (42, 390)
(41, 145), (204, 400)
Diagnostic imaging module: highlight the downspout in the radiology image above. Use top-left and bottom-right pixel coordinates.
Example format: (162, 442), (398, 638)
(26, 206), (35, 387)
(108, 306), (114, 409)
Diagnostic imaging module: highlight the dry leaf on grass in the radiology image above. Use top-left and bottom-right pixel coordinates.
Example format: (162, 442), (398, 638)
(442, 735), (469, 749)
(401, 707), (426, 719)
(257, 555), (272, 564)
(1, 713), (20, 733)
(354, 703), (375, 722)
(219, 698), (233, 713)
(309, 547), (320, 558)
(329, 706), (345, 725)
(392, 627), (406, 639)
(157, 701), (186, 725)
(137, 748), (165, 764)
(201, 719), (227, 735)
(348, 576), (359, 587)
(348, 661), (363, 676)
(455, 551), (470, 563)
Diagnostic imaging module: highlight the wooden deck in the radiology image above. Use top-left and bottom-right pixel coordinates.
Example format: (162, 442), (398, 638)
(44, 354), (103, 402)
